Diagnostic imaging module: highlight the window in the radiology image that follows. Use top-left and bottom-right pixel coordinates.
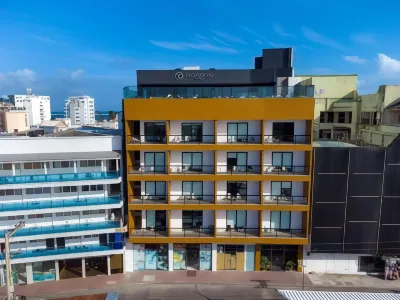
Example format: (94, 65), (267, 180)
(272, 152), (293, 170)
(0, 215), (24, 221)
(28, 213), (52, 219)
(227, 152), (248, 172)
(327, 112), (334, 123)
(227, 122), (248, 142)
(145, 182), (166, 198)
(358, 256), (385, 273)
(144, 152), (165, 172)
(82, 209), (106, 215)
(319, 112), (334, 123)
(84, 234), (98, 238)
(80, 160), (101, 167)
(181, 123), (203, 142)
(24, 162), (48, 169)
(182, 211), (203, 229)
(26, 187), (51, 195)
(182, 181), (203, 197)
(226, 210), (246, 228)
(271, 182), (292, 197)
(319, 112), (326, 123)
(182, 152), (203, 171)
(272, 122), (294, 142)
(55, 211), (78, 217)
(52, 161), (74, 168)
(54, 186), (77, 193)
(144, 122), (166, 141)
(270, 211), (291, 229)
(81, 185), (103, 192)
(337, 112), (346, 123)
(0, 189), (22, 196)
(373, 112), (380, 125)
(227, 181), (247, 198)
(0, 163), (12, 170)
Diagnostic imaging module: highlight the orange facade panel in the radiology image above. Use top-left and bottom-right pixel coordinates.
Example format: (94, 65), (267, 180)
(123, 98), (315, 121)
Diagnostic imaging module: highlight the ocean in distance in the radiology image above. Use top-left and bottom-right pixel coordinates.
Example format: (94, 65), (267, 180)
(51, 111), (117, 121)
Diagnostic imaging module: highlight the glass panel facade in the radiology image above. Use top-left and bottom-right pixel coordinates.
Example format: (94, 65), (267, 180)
(134, 244), (168, 271)
(173, 244), (211, 270)
(32, 261), (56, 282)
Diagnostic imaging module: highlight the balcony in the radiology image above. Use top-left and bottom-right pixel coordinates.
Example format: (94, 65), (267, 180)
(131, 227), (168, 237)
(170, 194), (214, 205)
(263, 195), (308, 205)
(0, 195), (122, 212)
(128, 165), (167, 175)
(261, 228), (306, 238)
(263, 166), (309, 175)
(217, 165), (261, 175)
(169, 135), (215, 144)
(7, 242), (123, 260)
(0, 221), (121, 238)
(217, 135), (262, 144)
(216, 195), (260, 205)
(128, 135), (167, 144)
(130, 195), (168, 204)
(170, 227), (214, 237)
(170, 165), (214, 175)
(264, 135), (311, 145)
(216, 227), (260, 238)
(0, 171), (120, 185)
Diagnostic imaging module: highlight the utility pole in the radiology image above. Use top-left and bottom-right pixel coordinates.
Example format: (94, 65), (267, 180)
(5, 221), (25, 300)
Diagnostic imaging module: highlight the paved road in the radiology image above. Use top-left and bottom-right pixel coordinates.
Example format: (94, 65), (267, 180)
(34, 284), (285, 300)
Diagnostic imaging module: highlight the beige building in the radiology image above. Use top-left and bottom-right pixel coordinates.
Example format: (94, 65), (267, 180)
(358, 85), (400, 146)
(0, 104), (29, 133)
(295, 75), (358, 140)
(39, 120), (69, 135)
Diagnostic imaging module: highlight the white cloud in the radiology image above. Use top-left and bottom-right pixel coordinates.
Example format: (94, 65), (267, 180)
(343, 55), (366, 64)
(268, 42), (286, 48)
(301, 45), (314, 51)
(211, 37), (231, 47)
(0, 69), (37, 91)
(377, 53), (400, 77)
(211, 31), (247, 44)
(256, 40), (263, 45)
(149, 40), (239, 54)
(70, 69), (84, 79)
(351, 33), (376, 45)
(273, 23), (294, 37)
(30, 35), (70, 46)
(241, 26), (265, 39)
(302, 27), (344, 50)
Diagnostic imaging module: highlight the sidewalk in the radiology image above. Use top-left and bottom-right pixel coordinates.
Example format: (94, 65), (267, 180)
(0, 271), (311, 298)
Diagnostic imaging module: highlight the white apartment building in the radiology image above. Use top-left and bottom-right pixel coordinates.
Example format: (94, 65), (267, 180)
(0, 130), (125, 285)
(64, 96), (95, 126)
(8, 89), (51, 127)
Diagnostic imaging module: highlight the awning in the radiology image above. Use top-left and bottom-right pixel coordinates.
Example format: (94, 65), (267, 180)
(279, 290), (400, 300)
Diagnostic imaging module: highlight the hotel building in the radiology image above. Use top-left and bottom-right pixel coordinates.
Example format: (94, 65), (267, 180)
(0, 129), (124, 285)
(123, 48), (315, 272)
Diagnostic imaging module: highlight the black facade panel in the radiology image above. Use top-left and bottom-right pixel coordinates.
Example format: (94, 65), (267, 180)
(347, 174), (382, 196)
(383, 165), (400, 196)
(313, 174), (347, 202)
(314, 148), (349, 174)
(344, 222), (378, 253)
(349, 148), (385, 173)
(254, 57), (262, 69)
(311, 228), (343, 252)
(346, 197), (381, 221)
(386, 137), (400, 164)
(380, 198), (400, 224)
(312, 203), (346, 227)
(378, 225), (400, 255)
(261, 48), (292, 69)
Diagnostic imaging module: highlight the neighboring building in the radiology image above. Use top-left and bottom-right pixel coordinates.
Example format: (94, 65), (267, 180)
(358, 85), (400, 146)
(64, 96), (95, 126)
(295, 75), (358, 140)
(123, 48), (315, 272)
(306, 137), (400, 274)
(39, 120), (69, 135)
(0, 104), (29, 133)
(0, 129), (125, 285)
(8, 89), (51, 127)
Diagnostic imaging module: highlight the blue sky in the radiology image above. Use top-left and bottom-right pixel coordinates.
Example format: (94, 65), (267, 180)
(1, 0), (400, 110)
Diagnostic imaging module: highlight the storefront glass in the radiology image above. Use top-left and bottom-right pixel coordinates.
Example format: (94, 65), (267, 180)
(133, 244), (168, 271)
(260, 245), (298, 271)
(32, 261), (56, 282)
(217, 245), (245, 270)
(173, 244), (211, 270)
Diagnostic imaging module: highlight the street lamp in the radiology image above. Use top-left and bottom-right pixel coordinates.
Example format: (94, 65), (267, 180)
(5, 221), (25, 300)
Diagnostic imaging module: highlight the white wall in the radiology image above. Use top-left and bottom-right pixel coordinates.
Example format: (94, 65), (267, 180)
(263, 151), (305, 166)
(263, 181), (303, 196)
(170, 210), (182, 229)
(216, 210), (226, 232)
(261, 211), (302, 229)
(264, 120), (306, 136)
(247, 211), (258, 228)
(303, 251), (372, 275)
(217, 151), (260, 172)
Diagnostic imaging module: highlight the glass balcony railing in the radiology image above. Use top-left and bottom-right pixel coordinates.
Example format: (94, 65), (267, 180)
(216, 195), (260, 204)
(169, 135), (215, 144)
(170, 227), (214, 237)
(127, 135), (167, 144)
(0, 171), (120, 185)
(216, 165), (261, 174)
(263, 166), (309, 175)
(0, 195), (122, 212)
(170, 194), (214, 204)
(0, 221), (121, 238)
(263, 195), (308, 205)
(217, 135), (262, 144)
(123, 86), (315, 99)
(7, 242), (123, 260)
(170, 165), (214, 175)
(264, 135), (311, 144)
(129, 195), (168, 204)
(216, 227), (260, 238)
(128, 165), (167, 174)
(131, 227), (168, 237)
(261, 228), (306, 238)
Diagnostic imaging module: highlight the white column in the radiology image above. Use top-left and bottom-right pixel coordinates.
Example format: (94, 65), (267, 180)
(12, 164), (16, 176)
(0, 265), (4, 286)
(211, 244), (217, 271)
(101, 160), (105, 172)
(142, 211), (147, 228)
(116, 159), (119, 172)
(168, 243), (173, 271)
(44, 162), (48, 174)
(74, 161), (77, 173)
(55, 260), (60, 280)
(107, 255), (111, 275)
(82, 258), (86, 278)
(26, 263), (33, 284)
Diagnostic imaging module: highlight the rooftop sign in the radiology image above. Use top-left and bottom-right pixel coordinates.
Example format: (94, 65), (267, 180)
(175, 71), (214, 81)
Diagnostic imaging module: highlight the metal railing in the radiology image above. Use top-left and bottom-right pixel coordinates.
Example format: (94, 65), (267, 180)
(216, 195), (260, 204)
(127, 135), (167, 144)
(170, 195), (214, 204)
(0, 195), (122, 212)
(170, 165), (214, 174)
(216, 227), (260, 237)
(217, 135), (262, 144)
(264, 135), (311, 144)
(128, 165), (167, 174)
(131, 227), (168, 237)
(263, 165), (309, 175)
(129, 195), (168, 204)
(261, 228), (306, 238)
(170, 227), (214, 237)
(217, 165), (261, 174)
(169, 135), (215, 144)
(263, 195), (308, 205)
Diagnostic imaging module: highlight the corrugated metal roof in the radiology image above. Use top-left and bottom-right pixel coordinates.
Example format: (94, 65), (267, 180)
(279, 290), (400, 300)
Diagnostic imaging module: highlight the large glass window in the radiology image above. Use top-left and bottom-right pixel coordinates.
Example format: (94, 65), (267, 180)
(182, 211), (203, 229)
(272, 122), (294, 142)
(227, 181), (247, 198)
(182, 123), (203, 142)
(183, 181), (203, 198)
(227, 152), (248, 173)
(173, 244), (211, 271)
(146, 210), (166, 230)
(271, 182), (292, 197)
(135, 244), (168, 270)
(182, 152), (203, 172)
(272, 152), (293, 171)
(32, 261), (56, 282)
(217, 245), (245, 270)
(270, 211), (291, 229)
(227, 123), (248, 142)
(226, 211), (246, 228)
(144, 122), (166, 142)
(144, 152), (165, 172)
(145, 182), (166, 199)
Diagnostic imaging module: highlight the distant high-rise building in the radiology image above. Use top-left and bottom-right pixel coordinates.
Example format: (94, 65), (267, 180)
(64, 96), (95, 126)
(8, 89), (51, 127)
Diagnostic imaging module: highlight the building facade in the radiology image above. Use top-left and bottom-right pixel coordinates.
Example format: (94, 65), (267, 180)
(8, 89), (51, 127)
(0, 104), (29, 134)
(64, 96), (95, 126)
(123, 48), (314, 272)
(0, 132), (125, 285)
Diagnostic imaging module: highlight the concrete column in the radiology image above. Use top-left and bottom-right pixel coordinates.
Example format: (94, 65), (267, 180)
(55, 260), (60, 280)
(116, 159), (119, 172)
(107, 255), (111, 275)
(44, 162), (48, 174)
(74, 161), (77, 173)
(0, 265), (5, 286)
(211, 244), (217, 271)
(168, 243), (173, 271)
(101, 160), (105, 172)
(26, 263), (33, 284)
(82, 258), (86, 278)
(12, 164), (16, 176)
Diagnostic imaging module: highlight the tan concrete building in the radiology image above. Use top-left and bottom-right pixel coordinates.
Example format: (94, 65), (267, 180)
(0, 104), (29, 133)
(358, 85), (400, 146)
(295, 75), (358, 140)
(39, 120), (69, 135)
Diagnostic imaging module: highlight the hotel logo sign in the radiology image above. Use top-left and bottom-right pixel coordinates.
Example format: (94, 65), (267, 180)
(175, 71), (214, 81)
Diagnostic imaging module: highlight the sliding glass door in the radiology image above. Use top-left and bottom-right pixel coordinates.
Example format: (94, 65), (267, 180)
(182, 123), (203, 142)
(272, 152), (293, 172)
(271, 182), (292, 199)
(227, 123), (248, 142)
(182, 152), (203, 172)
(183, 182), (203, 200)
(144, 152), (165, 172)
(227, 152), (247, 172)
(144, 122), (166, 143)
(226, 210), (246, 229)
(145, 182), (166, 200)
